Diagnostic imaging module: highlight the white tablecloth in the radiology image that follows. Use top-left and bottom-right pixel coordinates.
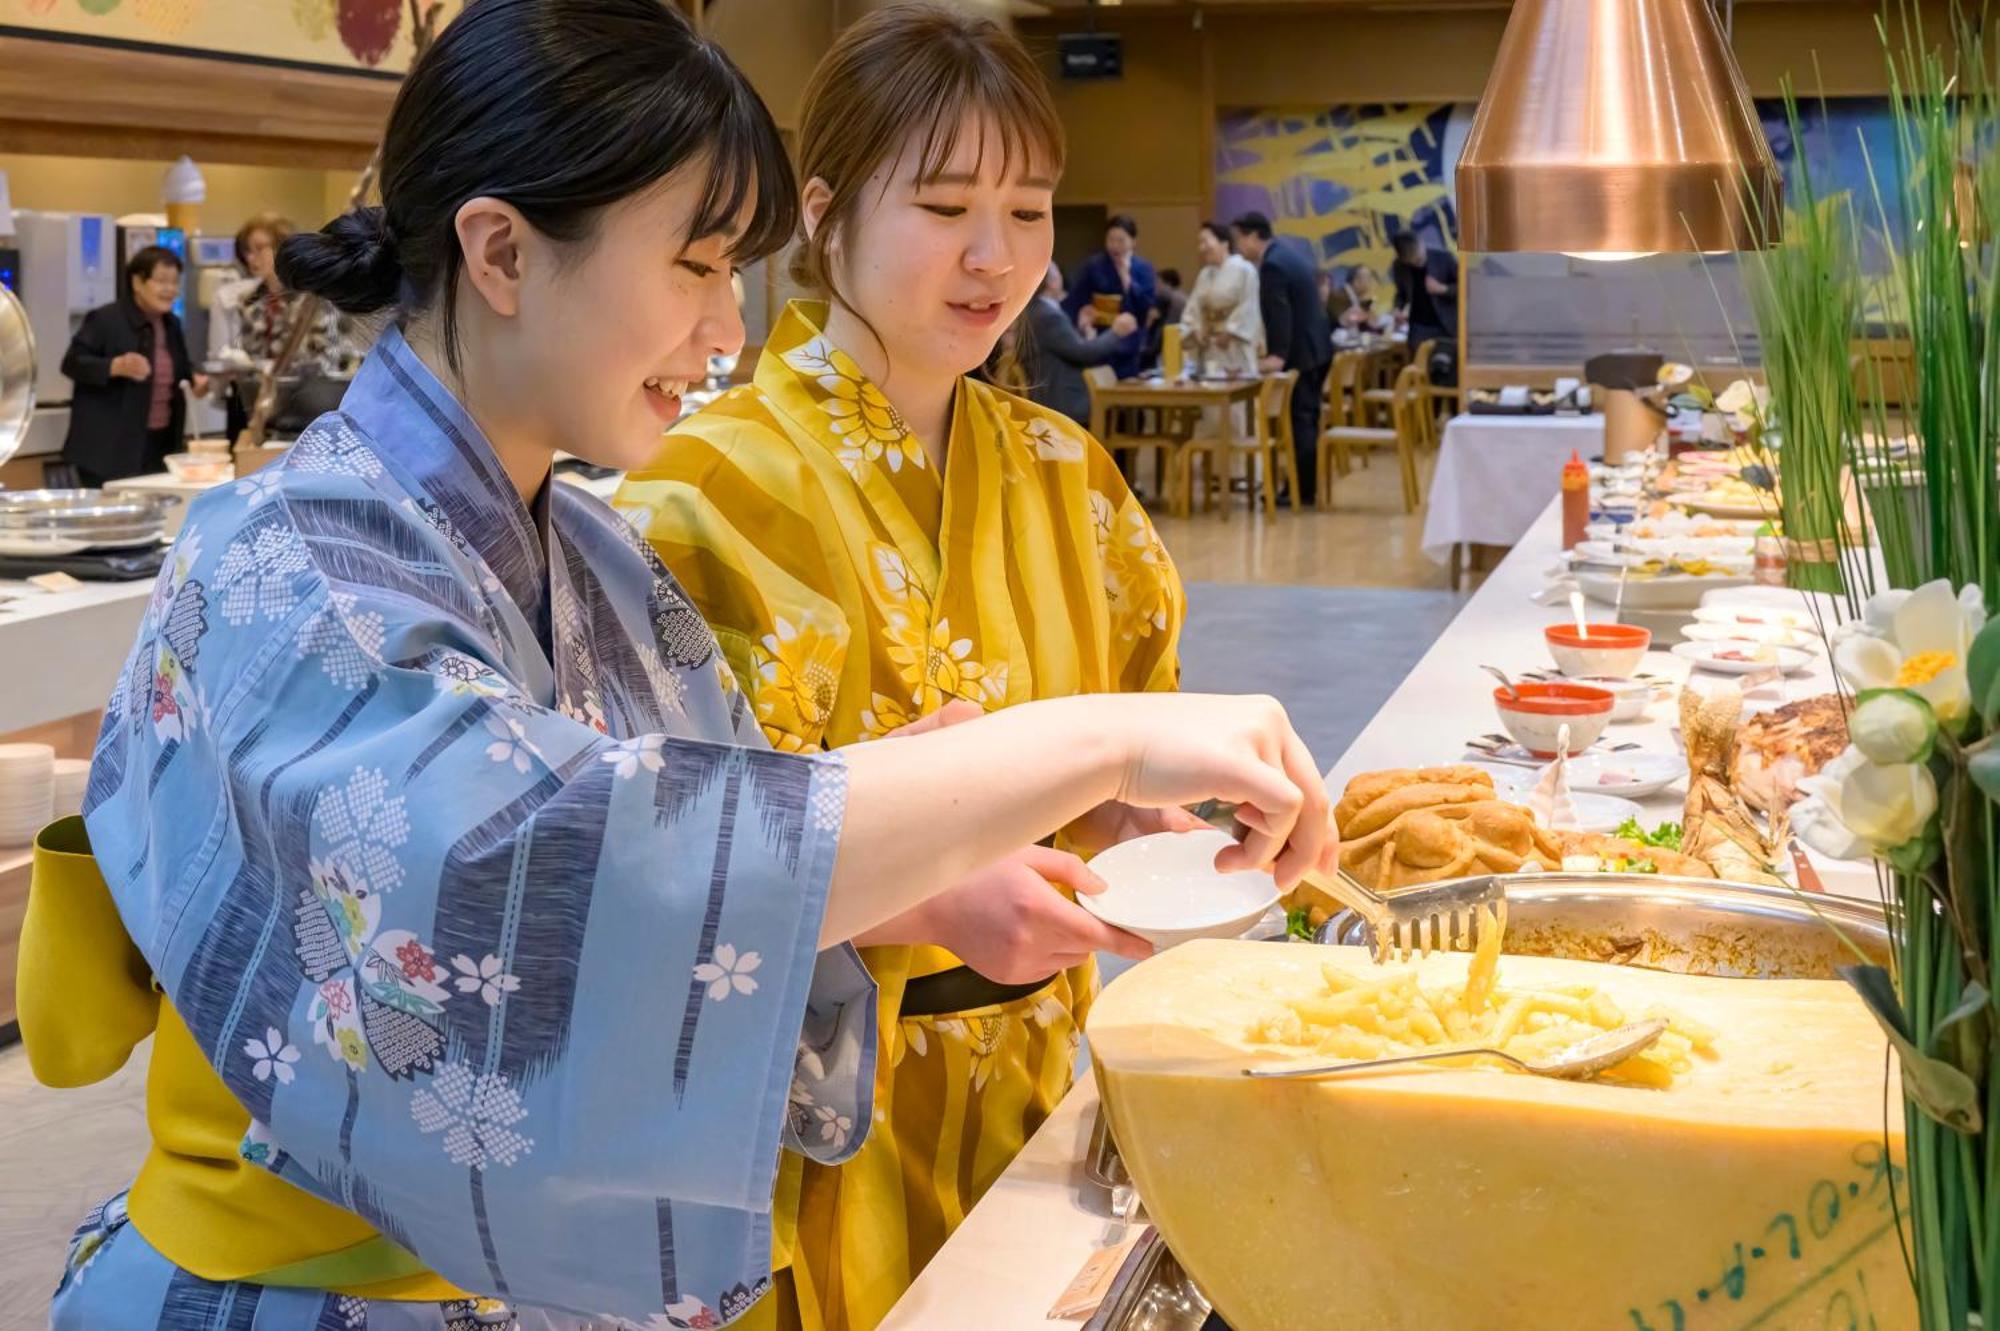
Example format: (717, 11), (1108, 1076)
(1421, 413), (1605, 564)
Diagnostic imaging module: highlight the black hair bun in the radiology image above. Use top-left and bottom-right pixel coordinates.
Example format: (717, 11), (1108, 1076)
(277, 206), (403, 315)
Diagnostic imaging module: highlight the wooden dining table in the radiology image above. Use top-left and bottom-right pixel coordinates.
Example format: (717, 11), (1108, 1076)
(1087, 374), (1271, 516)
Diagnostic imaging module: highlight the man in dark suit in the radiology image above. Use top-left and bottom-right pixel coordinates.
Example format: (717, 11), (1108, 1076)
(1026, 263), (1137, 425)
(1392, 230), (1460, 382)
(1061, 214), (1155, 379)
(1231, 212), (1331, 504)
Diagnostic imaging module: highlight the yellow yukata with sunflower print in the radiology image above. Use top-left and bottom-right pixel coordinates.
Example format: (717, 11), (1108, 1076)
(617, 300), (1184, 1331)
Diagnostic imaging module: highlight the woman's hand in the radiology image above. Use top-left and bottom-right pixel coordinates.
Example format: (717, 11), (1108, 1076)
(828, 690), (1333, 945)
(1063, 799), (1208, 857)
(857, 845), (1151, 981)
(1103, 692), (1334, 888)
(110, 352), (151, 381)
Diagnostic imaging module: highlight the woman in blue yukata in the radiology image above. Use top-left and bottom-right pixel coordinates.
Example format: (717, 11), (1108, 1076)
(18, 1), (1336, 1328)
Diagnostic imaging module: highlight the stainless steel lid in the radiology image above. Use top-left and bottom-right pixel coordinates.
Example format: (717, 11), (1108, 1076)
(0, 284), (34, 468)
(1316, 873), (1890, 980)
(0, 488), (182, 543)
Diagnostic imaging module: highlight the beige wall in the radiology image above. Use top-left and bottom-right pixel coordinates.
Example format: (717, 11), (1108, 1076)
(1, 153), (350, 237)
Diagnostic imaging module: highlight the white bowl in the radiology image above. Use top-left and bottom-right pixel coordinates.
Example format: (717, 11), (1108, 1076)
(162, 452), (235, 484)
(1081, 829), (1280, 951)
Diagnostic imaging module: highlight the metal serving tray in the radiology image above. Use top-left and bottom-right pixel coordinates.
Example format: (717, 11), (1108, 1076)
(1315, 872), (1890, 978)
(0, 490), (181, 554)
(1084, 1228), (1219, 1331)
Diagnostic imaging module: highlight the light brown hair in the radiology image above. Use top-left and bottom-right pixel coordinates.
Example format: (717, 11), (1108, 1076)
(234, 212), (295, 269)
(792, 3), (1066, 328)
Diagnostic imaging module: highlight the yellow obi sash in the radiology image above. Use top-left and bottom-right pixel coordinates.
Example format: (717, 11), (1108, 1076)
(19, 817), (467, 1300)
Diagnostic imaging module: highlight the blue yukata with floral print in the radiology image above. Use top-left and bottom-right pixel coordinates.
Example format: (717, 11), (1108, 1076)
(52, 325), (877, 1330)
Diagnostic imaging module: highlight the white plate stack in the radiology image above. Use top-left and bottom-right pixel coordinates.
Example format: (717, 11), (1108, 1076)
(52, 757), (91, 820)
(0, 743), (55, 847)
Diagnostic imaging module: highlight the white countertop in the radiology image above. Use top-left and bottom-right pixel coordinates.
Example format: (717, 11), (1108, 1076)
(0, 577), (150, 735)
(878, 493), (1875, 1329)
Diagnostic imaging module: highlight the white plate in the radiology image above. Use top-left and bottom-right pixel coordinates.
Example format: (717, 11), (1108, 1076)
(1557, 751), (1684, 799)
(1682, 498), (1777, 519)
(1578, 569), (1750, 610)
(1671, 640), (1815, 675)
(1082, 829), (1279, 951)
(1681, 620), (1821, 652)
(1690, 603), (1819, 632)
(1475, 768), (1648, 834)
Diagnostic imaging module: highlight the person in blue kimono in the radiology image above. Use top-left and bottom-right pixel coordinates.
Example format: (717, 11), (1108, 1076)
(19, 3), (1336, 1329)
(1060, 215), (1156, 379)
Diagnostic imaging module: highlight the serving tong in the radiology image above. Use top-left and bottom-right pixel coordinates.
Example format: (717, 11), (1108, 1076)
(1299, 867), (1508, 963)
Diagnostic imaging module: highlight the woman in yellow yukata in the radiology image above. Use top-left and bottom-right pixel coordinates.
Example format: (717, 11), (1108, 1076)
(618, 7), (1198, 1328)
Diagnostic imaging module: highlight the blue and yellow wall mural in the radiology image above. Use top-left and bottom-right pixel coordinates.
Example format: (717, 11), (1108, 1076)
(1213, 97), (1901, 273)
(1214, 103), (1468, 284)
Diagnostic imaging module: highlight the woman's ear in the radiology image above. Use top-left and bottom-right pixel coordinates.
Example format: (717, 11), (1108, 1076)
(454, 196), (531, 318)
(800, 176), (834, 244)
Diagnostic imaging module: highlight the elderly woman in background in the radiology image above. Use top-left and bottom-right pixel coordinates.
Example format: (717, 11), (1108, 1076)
(1179, 219), (1262, 378)
(227, 214), (349, 371)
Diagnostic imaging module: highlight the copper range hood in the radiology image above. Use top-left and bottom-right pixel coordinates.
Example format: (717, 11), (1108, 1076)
(1456, 0), (1782, 255)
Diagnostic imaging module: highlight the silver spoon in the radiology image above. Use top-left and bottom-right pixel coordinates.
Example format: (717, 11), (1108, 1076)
(1481, 664), (1522, 700)
(1244, 1018), (1669, 1083)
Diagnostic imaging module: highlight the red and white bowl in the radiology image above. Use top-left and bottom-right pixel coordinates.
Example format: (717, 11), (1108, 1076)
(1494, 682), (1615, 758)
(1544, 623), (1651, 679)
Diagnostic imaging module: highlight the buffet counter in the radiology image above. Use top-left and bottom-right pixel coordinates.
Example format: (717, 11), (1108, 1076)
(0, 577), (150, 736)
(878, 492), (1875, 1329)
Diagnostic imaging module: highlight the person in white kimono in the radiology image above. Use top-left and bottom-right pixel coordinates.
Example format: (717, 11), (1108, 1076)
(20, 3), (1336, 1330)
(1179, 220), (1264, 380)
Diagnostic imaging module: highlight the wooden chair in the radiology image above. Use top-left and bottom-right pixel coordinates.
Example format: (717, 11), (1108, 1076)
(1319, 351), (1397, 507)
(1085, 366), (1177, 502)
(1358, 343), (1410, 426)
(1386, 363), (1429, 512)
(1171, 372), (1300, 520)
(1409, 336), (1461, 425)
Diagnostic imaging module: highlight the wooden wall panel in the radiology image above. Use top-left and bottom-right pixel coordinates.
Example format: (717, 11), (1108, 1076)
(0, 33), (393, 168)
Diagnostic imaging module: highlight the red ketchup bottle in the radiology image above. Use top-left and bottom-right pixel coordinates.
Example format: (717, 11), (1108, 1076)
(1561, 450), (1590, 550)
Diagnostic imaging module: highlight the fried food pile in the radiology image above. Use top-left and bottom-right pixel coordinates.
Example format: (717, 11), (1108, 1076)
(1334, 766), (1564, 890)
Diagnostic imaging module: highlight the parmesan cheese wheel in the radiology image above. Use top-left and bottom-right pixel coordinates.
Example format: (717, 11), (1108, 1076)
(1088, 941), (1912, 1330)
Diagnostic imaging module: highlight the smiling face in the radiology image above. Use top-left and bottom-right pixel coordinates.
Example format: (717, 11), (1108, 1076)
(130, 261), (181, 316)
(810, 114), (1055, 389)
(1196, 227), (1229, 267)
(485, 166), (749, 472)
(1105, 224), (1134, 261)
